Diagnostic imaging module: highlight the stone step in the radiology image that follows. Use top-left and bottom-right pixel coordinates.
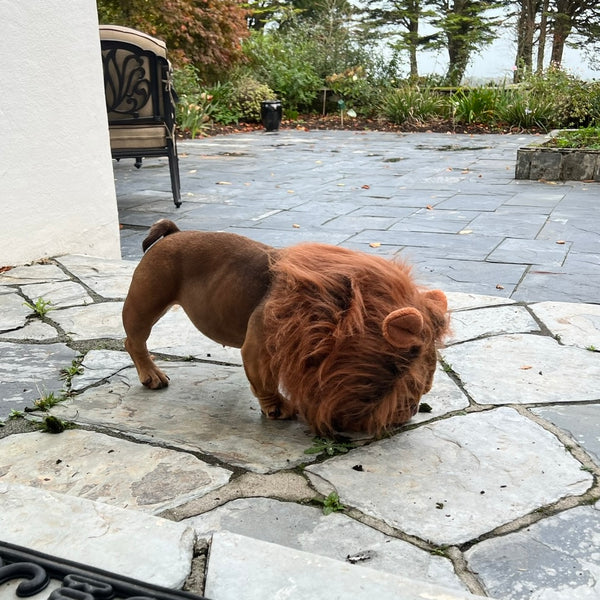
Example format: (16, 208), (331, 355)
(205, 530), (493, 600)
(0, 482), (194, 589)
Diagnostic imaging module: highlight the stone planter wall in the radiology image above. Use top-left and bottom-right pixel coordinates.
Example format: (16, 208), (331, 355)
(515, 145), (600, 181)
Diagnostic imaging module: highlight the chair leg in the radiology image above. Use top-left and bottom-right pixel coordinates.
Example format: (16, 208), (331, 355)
(135, 157), (143, 169)
(167, 142), (182, 208)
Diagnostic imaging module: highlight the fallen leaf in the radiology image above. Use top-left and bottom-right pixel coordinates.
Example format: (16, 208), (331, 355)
(461, 170), (470, 174)
(556, 240), (566, 245)
(496, 284), (505, 290)
(369, 242), (381, 248)
(287, 190), (295, 194)
(216, 181), (232, 185)
(426, 205), (434, 210)
(520, 365), (533, 370)
(361, 184), (370, 189)
(292, 224), (301, 229)
(188, 169), (197, 174)
(458, 229), (473, 235)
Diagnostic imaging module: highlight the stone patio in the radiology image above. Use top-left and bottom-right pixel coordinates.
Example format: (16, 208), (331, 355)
(1, 131), (599, 600)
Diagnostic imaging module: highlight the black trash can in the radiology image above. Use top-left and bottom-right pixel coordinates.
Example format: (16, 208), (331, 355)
(261, 100), (282, 132)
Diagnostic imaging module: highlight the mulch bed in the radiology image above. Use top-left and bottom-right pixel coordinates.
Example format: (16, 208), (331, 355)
(187, 114), (544, 139)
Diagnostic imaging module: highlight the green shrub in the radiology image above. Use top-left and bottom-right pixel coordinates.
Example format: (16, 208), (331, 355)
(497, 89), (554, 130)
(230, 76), (276, 122)
(450, 87), (503, 125)
(381, 86), (445, 124)
(523, 67), (600, 128)
(325, 66), (379, 116)
(242, 31), (321, 113)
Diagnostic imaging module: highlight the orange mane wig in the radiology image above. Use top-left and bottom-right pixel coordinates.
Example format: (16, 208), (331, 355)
(259, 244), (449, 436)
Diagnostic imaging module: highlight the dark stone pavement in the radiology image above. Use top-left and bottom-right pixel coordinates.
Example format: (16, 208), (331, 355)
(116, 130), (600, 304)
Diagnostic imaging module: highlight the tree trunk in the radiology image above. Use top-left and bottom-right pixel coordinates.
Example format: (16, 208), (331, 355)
(550, 1), (573, 66)
(514, 1), (537, 83)
(536, 0), (549, 73)
(408, 15), (420, 79)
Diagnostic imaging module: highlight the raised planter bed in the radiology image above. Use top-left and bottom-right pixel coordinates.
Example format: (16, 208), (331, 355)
(515, 131), (600, 181)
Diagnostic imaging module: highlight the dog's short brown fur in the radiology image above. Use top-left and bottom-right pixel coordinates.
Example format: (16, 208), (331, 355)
(122, 219), (449, 436)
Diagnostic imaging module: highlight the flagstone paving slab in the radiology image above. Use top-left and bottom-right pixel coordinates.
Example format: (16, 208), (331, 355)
(0, 341), (78, 420)
(465, 502), (600, 600)
(530, 301), (600, 350)
(0, 319), (58, 341)
(205, 531), (490, 600)
(55, 254), (136, 299)
(306, 408), (592, 546)
(440, 334), (600, 405)
(70, 349), (133, 391)
(0, 292), (32, 331)
(0, 264), (69, 285)
(47, 362), (317, 473)
(445, 291), (515, 311)
(20, 280), (93, 308)
(445, 305), (540, 345)
(0, 429), (231, 514)
(533, 404), (600, 467)
(50, 302), (124, 340)
(190, 497), (468, 592)
(0, 482), (194, 589)
(147, 305), (243, 365)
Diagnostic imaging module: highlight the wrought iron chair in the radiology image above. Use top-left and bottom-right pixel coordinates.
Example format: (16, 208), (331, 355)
(99, 25), (181, 207)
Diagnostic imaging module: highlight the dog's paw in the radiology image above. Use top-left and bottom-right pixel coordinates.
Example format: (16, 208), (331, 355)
(260, 397), (296, 421)
(140, 369), (170, 389)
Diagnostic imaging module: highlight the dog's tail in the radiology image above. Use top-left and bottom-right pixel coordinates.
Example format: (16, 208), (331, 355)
(142, 219), (181, 252)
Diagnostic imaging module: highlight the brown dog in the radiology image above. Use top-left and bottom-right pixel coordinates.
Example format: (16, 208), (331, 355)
(122, 219), (449, 436)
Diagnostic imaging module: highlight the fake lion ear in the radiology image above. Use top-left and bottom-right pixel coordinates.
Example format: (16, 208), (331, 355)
(422, 289), (448, 312)
(382, 308), (424, 349)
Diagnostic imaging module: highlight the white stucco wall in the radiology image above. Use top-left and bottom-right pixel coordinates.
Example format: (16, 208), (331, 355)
(0, 0), (121, 265)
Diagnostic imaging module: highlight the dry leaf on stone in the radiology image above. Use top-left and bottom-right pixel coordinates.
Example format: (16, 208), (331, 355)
(369, 242), (381, 248)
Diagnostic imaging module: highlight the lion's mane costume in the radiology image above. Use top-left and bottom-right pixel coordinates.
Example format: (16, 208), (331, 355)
(258, 244), (449, 436)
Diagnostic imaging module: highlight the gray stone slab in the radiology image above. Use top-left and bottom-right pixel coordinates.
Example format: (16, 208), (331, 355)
(445, 291), (515, 311)
(70, 349), (133, 391)
(306, 408), (592, 546)
(20, 280), (93, 308)
(205, 531), (490, 600)
(0, 429), (231, 514)
(532, 404), (600, 467)
(0, 319), (58, 341)
(55, 254), (136, 299)
(530, 301), (600, 350)
(390, 209), (475, 234)
(50, 302), (124, 340)
(411, 365), (469, 424)
(0, 292), (32, 331)
(0, 264), (68, 284)
(435, 194), (509, 212)
(147, 305), (243, 364)
(0, 342), (78, 419)
(408, 256), (525, 297)
(468, 211), (547, 239)
(0, 482), (194, 589)
(441, 334), (600, 405)
(47, 362), (316, 473)
(191, 497), (468, 592)
(487, 237), (571, 266)
(446, 305), (540, 345)
(465, 504), (600, 600)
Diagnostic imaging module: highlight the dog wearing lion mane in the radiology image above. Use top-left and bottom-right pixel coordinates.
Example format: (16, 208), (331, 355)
(122, 219), (449, 436)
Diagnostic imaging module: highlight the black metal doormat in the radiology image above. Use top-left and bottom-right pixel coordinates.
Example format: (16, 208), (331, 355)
(0, 541), (206, 599)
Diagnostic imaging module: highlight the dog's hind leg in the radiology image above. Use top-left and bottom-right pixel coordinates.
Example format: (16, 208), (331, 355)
(122, 273), (173, 389)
